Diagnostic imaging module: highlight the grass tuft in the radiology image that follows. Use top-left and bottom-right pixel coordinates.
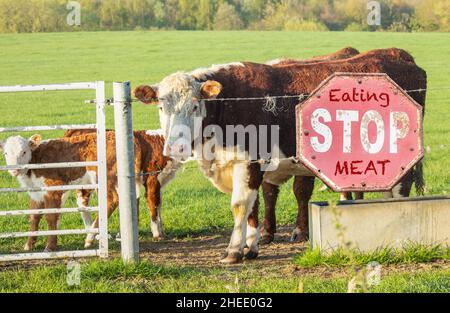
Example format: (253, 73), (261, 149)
(294, 243), (450, 268)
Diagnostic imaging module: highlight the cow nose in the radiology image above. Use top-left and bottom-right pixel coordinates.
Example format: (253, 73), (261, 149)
(165, 143), (191, 160)
(171, 144), (186, 155)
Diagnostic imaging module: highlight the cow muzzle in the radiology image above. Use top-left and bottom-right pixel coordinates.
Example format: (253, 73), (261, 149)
(163, 142), (192, 162)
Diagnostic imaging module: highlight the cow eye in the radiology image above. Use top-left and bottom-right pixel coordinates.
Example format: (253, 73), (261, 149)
(22, 151), (26, 156)
(193, 105), (198, 112)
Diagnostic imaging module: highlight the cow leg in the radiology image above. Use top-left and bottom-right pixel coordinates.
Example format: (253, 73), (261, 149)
(354, 192), (364, 200)
(340, 192), (353, 201)
(24, 200), (43, 251)
(221, 163), (261, 264)
(385, 170), (414, 198)
(77, 190), (93, 230)
(245, 197), (260, 260)
(291, 176), (315, 242)
(340, 192), (364, 201)
(145, 176), (163, 240)
(260, 182), (279, 245)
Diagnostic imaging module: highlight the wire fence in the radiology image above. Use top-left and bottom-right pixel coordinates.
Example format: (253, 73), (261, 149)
(85, 85), (450, 106)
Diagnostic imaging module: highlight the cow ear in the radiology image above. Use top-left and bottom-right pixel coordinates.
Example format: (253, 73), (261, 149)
(29, 134), (42, 151)
(133, 85), (158, 105)
(200, 81), (222, 99)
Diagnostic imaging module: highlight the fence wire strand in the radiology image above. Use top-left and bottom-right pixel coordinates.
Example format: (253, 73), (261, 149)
(88, 85), (450, 105)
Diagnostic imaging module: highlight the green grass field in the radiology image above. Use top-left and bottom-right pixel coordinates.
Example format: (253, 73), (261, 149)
(0, 31), (449, 293)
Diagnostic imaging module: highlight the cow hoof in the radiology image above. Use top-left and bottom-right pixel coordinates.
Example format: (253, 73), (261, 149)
(153, 236), (163, 241)
(84, 240), (94, 249)
(220, 251), (229, 260)
(260, 227), (275, 245)
(260, 234), (274, 245)
(290, 228), (308, 242)
(219, 252), (243, 264)
(244, 249), (259, 260)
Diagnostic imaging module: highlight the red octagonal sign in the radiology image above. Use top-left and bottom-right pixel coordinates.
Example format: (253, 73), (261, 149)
(296, 73), (424, 192)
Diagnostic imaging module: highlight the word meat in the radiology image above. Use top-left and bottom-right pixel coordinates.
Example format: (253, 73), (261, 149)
(335, 160), (391, 176)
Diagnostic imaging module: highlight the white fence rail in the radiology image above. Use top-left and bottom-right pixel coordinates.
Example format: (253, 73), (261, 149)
(0, 184), (99, 194)
(0, 81), (109, 261)
(0, 124), (97, 133)
(0, 207), (99, 216)
(0, 228), (99, 239)
(0, 161), (98, 171)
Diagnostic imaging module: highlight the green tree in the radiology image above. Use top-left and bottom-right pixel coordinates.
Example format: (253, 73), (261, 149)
(213, 2), (243, 30)
(414, 0), (450, 31)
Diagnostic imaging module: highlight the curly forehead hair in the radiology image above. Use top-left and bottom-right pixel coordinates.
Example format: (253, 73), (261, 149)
(158, 72), (202, 113)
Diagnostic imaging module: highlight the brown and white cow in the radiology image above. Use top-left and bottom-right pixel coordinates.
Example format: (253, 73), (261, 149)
(134, 48), (427, 264)
(0, 131), (180, 251)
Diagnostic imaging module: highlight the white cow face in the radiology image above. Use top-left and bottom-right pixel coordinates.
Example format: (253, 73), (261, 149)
(134, 72), (222, 161)
(0, 135), (42, 176)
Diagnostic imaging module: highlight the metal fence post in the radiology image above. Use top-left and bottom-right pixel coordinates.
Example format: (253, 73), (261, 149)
(113, 81), (139, 264)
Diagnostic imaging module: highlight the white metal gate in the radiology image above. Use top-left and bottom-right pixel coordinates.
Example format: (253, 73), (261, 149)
(0, 82), (108, 261)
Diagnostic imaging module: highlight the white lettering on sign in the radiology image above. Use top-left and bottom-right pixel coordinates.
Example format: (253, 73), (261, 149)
(336, 110), (359, 153)
(360, 110), (385, 154)
(310, 109), (410, 154)
(390, 111), (410, 153)
(311, 108), (332, 153)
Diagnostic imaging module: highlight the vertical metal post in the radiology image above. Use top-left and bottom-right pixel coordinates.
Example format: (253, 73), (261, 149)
(113, 81), (139, 264)
(95, 81), (109, 258)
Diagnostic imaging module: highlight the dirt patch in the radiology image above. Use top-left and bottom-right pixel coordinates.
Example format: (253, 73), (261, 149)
(139, 226), (450, 279)
(139, 226), (307, 269)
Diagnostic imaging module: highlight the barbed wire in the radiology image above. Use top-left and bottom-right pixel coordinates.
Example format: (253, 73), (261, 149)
(139, 157), (295, 177)
(87, 85), (450, 105)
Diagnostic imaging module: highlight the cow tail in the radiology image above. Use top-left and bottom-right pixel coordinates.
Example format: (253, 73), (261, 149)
(414, 160), (425, 196)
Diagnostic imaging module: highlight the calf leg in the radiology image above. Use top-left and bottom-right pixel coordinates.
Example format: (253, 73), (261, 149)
(291, 176), (315, 242)
(77, 190), (93, 230)
(145, 176), (163, 240)
(260, 182), (279, 244)
(24, 200), (43, 251)
(136, 180), (141, 225)
(43, 194), (62, 252)
(85, 193), (118, 248)
(221, 163), (262, 264)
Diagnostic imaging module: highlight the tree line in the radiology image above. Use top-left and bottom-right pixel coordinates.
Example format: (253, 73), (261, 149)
(0, 0), (449, 33)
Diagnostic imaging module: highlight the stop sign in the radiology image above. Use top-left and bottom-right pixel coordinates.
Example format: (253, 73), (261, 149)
(296, 73), (424, 192)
